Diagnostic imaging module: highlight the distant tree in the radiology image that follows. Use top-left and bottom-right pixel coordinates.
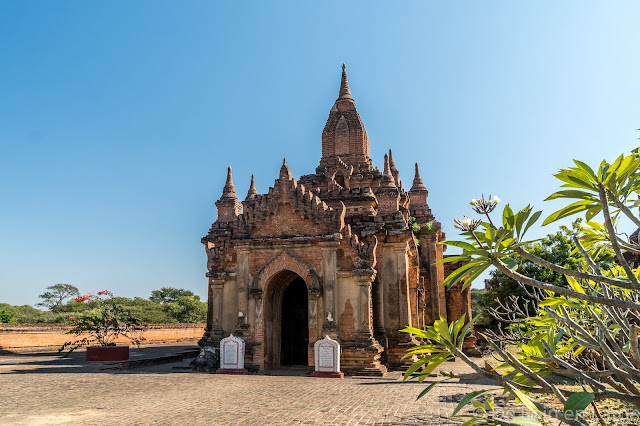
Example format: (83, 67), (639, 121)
(162, 296), (207, 323)
(150, 287), (206, 323)
(37, 284), (80, 311)
(1, 303), (55, 323)
(112, 297), (175, 324)
(0, 305), (13, 323)
(150, 287), (197, 304)
(469, 288), (486, 324)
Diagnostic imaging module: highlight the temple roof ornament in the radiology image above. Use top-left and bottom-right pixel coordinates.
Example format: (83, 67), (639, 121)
(221, 166), (237, 200)
(338, 63), (353, 101)
(389, 149), (400, 188)
(380, 153), (397, 188)
(410, 163), (428, 193)
(245, 174), (258, 201)
(279, 158), (292, 181)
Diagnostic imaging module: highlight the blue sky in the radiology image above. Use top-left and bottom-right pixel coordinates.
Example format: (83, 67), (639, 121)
(1, 1), (639, 305)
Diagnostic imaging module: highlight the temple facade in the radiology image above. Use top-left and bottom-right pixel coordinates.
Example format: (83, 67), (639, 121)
(200, 65), (472, 375)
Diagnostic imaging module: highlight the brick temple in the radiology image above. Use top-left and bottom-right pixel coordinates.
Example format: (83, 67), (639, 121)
(200, 65), (472, 375)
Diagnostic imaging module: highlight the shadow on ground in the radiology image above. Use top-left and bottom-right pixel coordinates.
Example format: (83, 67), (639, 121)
(0, 344), (200, 375)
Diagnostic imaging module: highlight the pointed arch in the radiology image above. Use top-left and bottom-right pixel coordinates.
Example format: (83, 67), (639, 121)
(256, 251), (313, 292)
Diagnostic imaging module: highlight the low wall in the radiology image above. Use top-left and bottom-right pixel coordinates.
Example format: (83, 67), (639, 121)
(0, 323), (206, 351)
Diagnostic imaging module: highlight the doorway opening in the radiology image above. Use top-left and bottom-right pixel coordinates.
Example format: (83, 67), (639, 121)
(280, 277), (308, 366)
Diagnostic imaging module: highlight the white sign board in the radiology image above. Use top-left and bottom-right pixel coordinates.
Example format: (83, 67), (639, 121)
(219, 334), (245, 370)
(314, 335), (340, 373)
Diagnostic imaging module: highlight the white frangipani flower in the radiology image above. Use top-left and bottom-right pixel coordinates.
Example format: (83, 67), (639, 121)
(493, 195), (501, 203)
(470, 199), (477, 205)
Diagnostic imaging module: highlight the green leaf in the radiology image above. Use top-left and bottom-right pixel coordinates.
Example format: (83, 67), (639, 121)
(509, 417), (543, 426)
(441, 240), (477, 251)
(416, 379), (449, 400)
(585, 205), (602, 221)
(434, 318), (452, 344)
(514, 206), (530, 237)
(573, 160), (598, 180)
(443, 262), (477, 289)
(450, 388), (499, 417)
(566, 276), (585, 294)
(485, 226), (496, 241)
(521, 210), (542, 238)
(545, 190), (596, 201)
(403, 356), (429, 380)
(563, 392), (594, 418)
(503, 204), (515, 228)
(554, 169), (596, 190)
(420, 353), (451, 376)
(506, 384), (542, 417)
(438, 255), (471, 264)
(502, 257), (519, 272)
(543, 200), (594, 226)
(461, 262), (491, 291)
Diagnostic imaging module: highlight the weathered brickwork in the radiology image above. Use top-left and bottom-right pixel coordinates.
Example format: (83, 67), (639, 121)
(200, 65), (472, 375)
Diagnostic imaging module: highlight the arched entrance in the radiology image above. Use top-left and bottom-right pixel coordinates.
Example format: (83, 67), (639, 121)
(263, 270), (309, 369)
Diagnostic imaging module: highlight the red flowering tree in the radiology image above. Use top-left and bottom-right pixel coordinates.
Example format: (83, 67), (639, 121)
(59, 290), (145, 356)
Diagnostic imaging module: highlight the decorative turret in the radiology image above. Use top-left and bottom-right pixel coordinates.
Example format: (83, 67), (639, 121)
(409, 162), (432, 221)
(388, 149), (400, 188)
(245, 174), (258, 201)
(215, 166), (242, 221)
(221, 166), (237, 199)
(380, 154), (396, 188)
(376, 154), (400, 214)
(410, 163), (427, 194)
(319, 64), (371, 171)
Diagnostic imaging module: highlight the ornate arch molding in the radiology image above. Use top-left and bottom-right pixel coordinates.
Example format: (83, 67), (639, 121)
(253, 251), (320, 293)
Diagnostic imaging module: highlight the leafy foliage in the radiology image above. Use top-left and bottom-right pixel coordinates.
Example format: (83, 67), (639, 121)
(478, 219), (614, 329)
(404, 148), (640, 425)
(149, 287), (207, 323)
(59, 291), (145, 355)
(0, 306), (13, 323)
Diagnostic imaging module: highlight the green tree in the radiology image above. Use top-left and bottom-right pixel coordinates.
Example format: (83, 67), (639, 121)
(37, 284), (80, 311)
(0, 305), (13, 323)
(150, 287), (207, 323)
(150, 287), (197, 304)
(162, 296), (207, 323)
(1, 303), (56, 323)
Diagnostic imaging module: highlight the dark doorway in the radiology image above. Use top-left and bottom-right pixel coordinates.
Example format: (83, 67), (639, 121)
(280, 277), (308, 365)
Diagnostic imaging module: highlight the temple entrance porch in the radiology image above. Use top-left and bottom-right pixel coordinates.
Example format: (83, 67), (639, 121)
(263, 270), (311, 370)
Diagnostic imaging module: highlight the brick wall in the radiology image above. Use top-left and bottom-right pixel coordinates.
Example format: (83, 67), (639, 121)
(0, 323), (206, 351)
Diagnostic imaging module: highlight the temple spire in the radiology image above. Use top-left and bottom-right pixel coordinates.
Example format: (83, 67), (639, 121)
(279, 157), (292, 180)
(221, 166), (237, 199)
(216, 166), (242, 221)
(245, 174), (257, 201)
(410, 163), (427, 192)
(380, 153), (396, 188)
(338, 63), (353, 100)
(388, 149), (399, 187)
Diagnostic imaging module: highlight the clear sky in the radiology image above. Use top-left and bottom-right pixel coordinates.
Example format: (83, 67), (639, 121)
(1, 1), (639, 306)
